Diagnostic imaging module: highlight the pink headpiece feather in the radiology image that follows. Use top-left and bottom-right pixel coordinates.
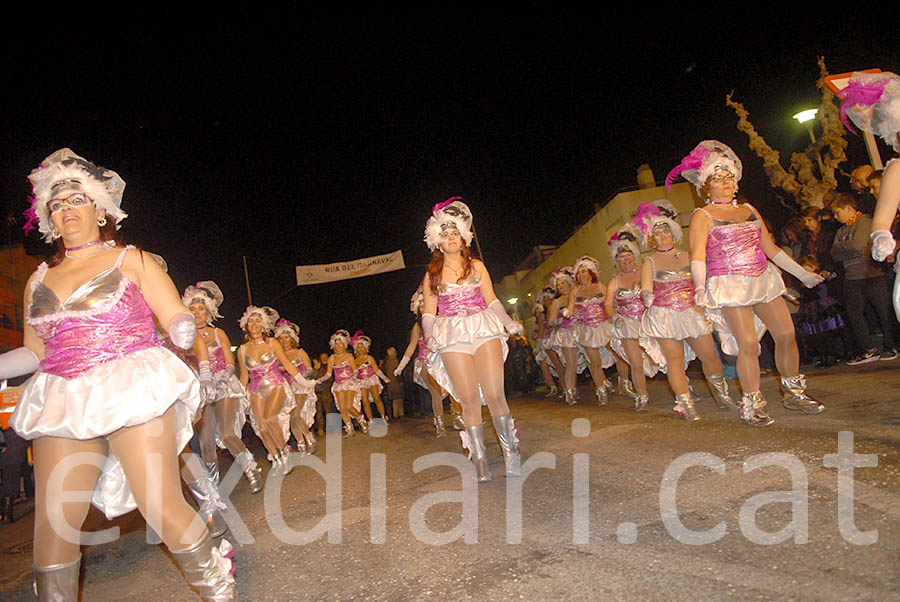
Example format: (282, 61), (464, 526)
(665, 145), (712, 191)
(432, 196), (463, 213)
(837, 77), (890, 135)
(632, 203), (662, 237)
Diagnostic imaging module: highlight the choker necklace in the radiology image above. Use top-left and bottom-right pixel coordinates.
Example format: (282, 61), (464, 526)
(657, 247), (681, 258)
(620, 268), (636, 274)
(707, 198), (738, 207)
(65, 240), (113, 260)
(66, 239), (102, 252)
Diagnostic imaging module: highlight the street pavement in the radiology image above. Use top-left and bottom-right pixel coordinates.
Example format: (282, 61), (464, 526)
(1, 361), (899, 601)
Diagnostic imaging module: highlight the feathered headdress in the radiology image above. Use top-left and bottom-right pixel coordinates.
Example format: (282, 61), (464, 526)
(350, 330), (371, 351)
(182, 281), (224, 325)
(665, 140), (742, 194)
(273, 318), (300, 347)
(632, 200), (683, 248)
(25, 148), (127, 242)
(329, 329), (351, 350)
(838, 71), (900, 152)
(551, 266), (576, 290)
(607, 223), (641, 262)
(573, 255), (601, 280)
(239, 305), (279, 333)
(424, 197), (474, 251)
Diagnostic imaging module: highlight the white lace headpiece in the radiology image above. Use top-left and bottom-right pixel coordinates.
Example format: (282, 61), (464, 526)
(838, 71), (900, 152)
(239, 305), (279, 333)
(665, 140), (742, 194)
(607, 223), (641, 262)
(274, 319), (300, 347)
(329, 329), (350, 350)
(424, 197), (474, 251)
(182, 281), (224, 325)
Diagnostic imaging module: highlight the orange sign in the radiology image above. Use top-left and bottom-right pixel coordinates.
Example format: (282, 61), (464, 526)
(0, 386), (22, 430)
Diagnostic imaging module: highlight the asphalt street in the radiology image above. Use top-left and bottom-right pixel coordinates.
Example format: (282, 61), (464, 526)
(1, 361), (899, 601)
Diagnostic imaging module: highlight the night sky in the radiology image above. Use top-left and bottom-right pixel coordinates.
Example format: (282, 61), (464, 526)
(2, 9), (898, 357)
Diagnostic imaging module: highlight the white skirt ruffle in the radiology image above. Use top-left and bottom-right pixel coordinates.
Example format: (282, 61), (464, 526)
(574, 322), (614, 349)
(247, 382), (296, 445)
(332, 378), (363, 413)
(706, 263), (786, 308)
(428, 309), (508, 406)
(641, 305), (713, 341)
(611, 317), (661, 378)
(11, 346), (200, 519)
(211, 370), (250, 448)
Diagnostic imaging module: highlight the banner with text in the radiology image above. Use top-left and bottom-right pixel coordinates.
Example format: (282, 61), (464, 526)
(295, 250), (406, 285)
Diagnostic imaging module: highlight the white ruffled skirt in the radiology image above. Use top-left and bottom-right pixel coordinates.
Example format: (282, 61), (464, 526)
(611, 317), (661, 378)
(703, 264), (781, 355)
(211, 370), (250, 448)
(11, 346), (200, 519)
(332, 378), (363, 413)
(427, 309), (508, 406)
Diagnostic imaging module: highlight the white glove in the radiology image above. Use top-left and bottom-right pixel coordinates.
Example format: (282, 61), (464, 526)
(640, 289), (655, 308)
(0, 347), (39, 379)
(690, 260), (713, 308)
(375, 368), (390, 384)
(772, 250), (824, 288)
(422, 313), (438, 351)
(394, 355), (410, 376)
(198, 360), (216, 402)
(612, 314), (626, 331)
(488, 300), (523, 335)
(871, 230), (897, 262)
(168, 312), (197, 350)
(225, 365), (244, 395)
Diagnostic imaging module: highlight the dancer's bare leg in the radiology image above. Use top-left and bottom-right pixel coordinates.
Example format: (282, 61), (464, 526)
(561, 346), (578, 390)
(289, 394), (311, 442)
(369, 387), (387, 418)
(657, 338), (689, 396)
(109, 407), (208, 549)
(213, 396), (247, 458)
(583, 347), (608, 390)
(539, 359), (556, 388)
(546, 348), (566, 384)
(621, 339), (647, 395)
(721, 306), (762, 392)
(753, 297), (800, 377)
(194, 403), (218, 465)
(686, 334), (724, 378)
(613, 351), (630, 380)
(263, 388), (288, 451)
(471, 339), (511, 419)
(32, 436), (105, 567)
(360, 388), (374, 420)
(249, 394), (279, 458)
(423, 368), (446, 421)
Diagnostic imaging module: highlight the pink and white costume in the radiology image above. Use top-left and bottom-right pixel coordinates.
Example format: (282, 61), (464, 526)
(610, 285), (661, 377)
(572, 292), (615, 368)
(11, 247), (200, 519)
(245, 340), (296, 443)
(426, 274), (508, 403)
(332, 361), (362, 412)
(279, 356), (317, 428)
(696, 207), (773, 354)
(206, 330), (251, 445)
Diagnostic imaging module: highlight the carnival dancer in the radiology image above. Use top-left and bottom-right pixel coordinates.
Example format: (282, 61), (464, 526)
(568, 256), (617, 405)
(351, 331), (391, 423)
(606, 225), (660, 411)
(2, 149), (235, 600)
(837, 71), (900, 320)
(396, 284), (465, 436)
(183, 281), (261, 494)
(634, 201), (737, 421)
(668, 140), (825, 426)
(274, 319), (318, 455)
(421, 197), (523, 481)
(532, 286), (563, 398)
(237, 306), (313, 475)
(547, 266), (589, 405)
(318, 329), (369, 437)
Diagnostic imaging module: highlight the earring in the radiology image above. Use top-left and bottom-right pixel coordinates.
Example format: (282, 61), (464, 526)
(98, 216), (108, 227)
(50, 228), (60, 240)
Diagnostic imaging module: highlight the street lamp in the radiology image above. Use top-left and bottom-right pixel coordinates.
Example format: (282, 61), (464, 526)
(507, 297), (519, 322)
(793, 109), (825, 174)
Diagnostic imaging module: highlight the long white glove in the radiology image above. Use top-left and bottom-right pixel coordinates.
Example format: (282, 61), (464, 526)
(488, 300), (524, 335)
(772, 250), (825, 288)
(871, 230), (897, 262)
(422, 313), (437, 351)
(198, 360), (216, 402)
(374, 366), (390, 383)
(393, 354), (411, 376)
(225, 364), (245, 395)
(168, 312), (197, 349)
(690, 260), (713, 308)
(0, 347), (39, 379)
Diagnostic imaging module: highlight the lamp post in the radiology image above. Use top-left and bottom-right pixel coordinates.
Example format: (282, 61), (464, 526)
(793, 109), (826, 175)
(507, 297), (519, 322)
